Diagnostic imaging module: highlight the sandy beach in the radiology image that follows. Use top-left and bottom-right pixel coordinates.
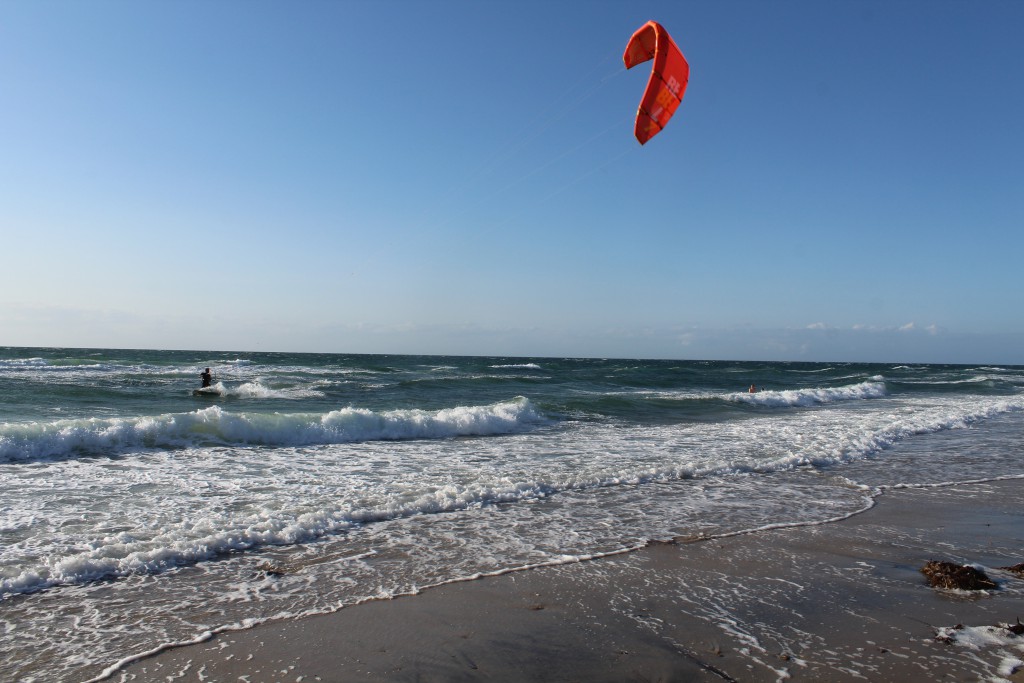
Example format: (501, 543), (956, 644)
(113, 478), (1024, 682)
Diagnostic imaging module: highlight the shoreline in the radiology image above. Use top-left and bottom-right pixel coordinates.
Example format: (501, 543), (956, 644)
(116, 478), (1024, 682)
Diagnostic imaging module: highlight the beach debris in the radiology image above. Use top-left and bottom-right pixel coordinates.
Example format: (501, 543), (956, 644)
(256, 561), (288, 577)
(934, 623), (965, 644)
(998, 563), (1024, 576)
(934, 620), (1024, 646)
(645, 538), (677, 547)
(921, 560), (997, 591)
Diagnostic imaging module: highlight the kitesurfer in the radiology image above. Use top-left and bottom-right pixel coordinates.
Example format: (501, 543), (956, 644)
(200, 368), (213, 388)
(748, 384), (757, 393)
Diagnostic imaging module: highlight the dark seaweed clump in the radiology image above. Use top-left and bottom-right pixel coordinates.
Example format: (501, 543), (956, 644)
(921, 560), (997, 591)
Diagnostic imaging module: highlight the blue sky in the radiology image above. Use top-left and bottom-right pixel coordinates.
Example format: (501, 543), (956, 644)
(2, 0), (1022, 363)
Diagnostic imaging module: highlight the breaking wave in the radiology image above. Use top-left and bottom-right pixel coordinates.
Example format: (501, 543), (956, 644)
(730, 380), (887, 407)
(0, 397), (544, 463)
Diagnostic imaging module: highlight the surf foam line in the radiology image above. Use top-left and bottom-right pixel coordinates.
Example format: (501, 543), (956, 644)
(84, 473), (1024, 683)
(575, 380), (885, 407)
(578, 396), (1024, 490)
(882, 473), (1024, 491)
(729, 380), (887, 407)
(0, 357), (50, 368)
(736, 397), (1024, 476)
(0, 397), (544, 463)
(9, 397), (1023, 601)
(196, 381), (328, 399)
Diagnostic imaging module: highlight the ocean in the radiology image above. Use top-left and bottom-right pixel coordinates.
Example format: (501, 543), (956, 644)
(1, 347), (1022, 681)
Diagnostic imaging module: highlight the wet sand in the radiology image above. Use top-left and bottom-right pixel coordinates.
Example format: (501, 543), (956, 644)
(116, 479), (1024, 682)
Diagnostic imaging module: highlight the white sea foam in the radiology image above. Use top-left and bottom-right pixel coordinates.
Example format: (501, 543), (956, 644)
(490, 363), (543, 370)
(10, 392), (1019, 599)
(787, 366), (836, 373)
(615, 389), (719, 401)
(0, 357), (51, 368)
(730, 380), (887, 407)
(1, 359), (110, 373)
(228, 381), (326, 399)
(935, 623), (1024, 651)
(0, 397), (544, 463)
(896, 374), (1002, 386)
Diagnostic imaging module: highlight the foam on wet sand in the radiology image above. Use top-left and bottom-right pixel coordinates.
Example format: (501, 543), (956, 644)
(116, 479), (1024, 682)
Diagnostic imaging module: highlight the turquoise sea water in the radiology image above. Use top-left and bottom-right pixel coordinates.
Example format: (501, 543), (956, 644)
(1, 347), (1022, 681)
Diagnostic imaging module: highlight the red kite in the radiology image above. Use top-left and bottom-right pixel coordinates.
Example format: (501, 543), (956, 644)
(623, 21), (690, 144)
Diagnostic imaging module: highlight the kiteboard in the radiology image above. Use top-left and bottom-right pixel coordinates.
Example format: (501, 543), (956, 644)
(192, 387), (220, 397)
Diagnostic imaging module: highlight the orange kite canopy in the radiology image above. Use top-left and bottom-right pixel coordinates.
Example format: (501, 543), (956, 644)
(623, 21), (690, 145)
